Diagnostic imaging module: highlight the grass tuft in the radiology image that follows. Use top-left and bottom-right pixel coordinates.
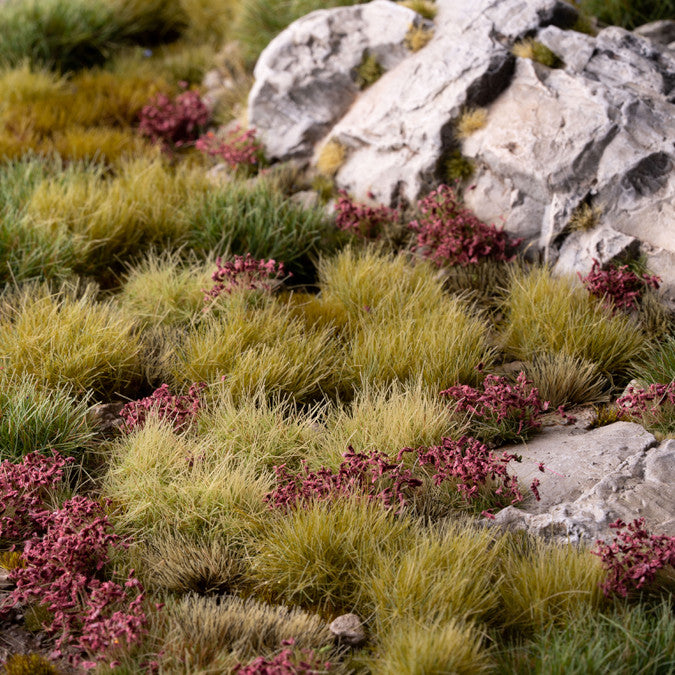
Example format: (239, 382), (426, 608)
(568, 202), (602, 232)
(404, 23), (434, 51)
(397, 0), (437, 20)
(355, 50), (384, 89)
(456, 107), (488, 140)
(632, 335), (675, 385)
(500, 266), (647, 379)
(316, 139), (347, 177)
(0, 282), (143, 396)
(513, 39), (563, 68)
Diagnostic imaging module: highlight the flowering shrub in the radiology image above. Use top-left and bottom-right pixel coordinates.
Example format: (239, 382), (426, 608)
(409, 184), (522, 266)
(265, 447), (422, 513)
(195, 127), (263, 170)
(579, 259), (660, 312)
(0, 453), (147, 668)
(615, 381), (675, 436)
(138, 88), (210, 149)
(0, 451), (72, 544)
(234, 639), (331, 674)
(334, 190), (399, 240)
(441, 372), (549, 445)
(592, 518), (675, 598)
(204, 254), (287, 302)
(398, 435), (528, 508)
(120, 382), (206, 433)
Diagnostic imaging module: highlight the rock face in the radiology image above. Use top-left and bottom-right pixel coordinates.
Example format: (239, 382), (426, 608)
(248, 0), (675, 301)
(491, 423), (675, 542)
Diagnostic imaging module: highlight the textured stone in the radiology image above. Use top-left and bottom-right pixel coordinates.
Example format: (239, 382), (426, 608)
(248, 0), (422, 160)
(491, 428), (675, 542)
(634, 20), (675, 47)
(329, 613), (366, 647)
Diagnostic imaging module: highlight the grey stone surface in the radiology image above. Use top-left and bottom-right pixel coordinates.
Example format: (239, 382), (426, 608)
(634, 20), (675, 48)
(491, 428), (675, 542)
(248, 0), (422, 160)
(329, 613), (366, 647)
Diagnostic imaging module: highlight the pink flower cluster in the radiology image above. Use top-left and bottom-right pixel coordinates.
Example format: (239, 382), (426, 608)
(616, 382), (675, 416)
(592, 518), (675, 598)
(195, 127), (262, 169)
(0, 453), (147, 668)
(579, 259), (660, 312)
(205, 254), (287, 302)
(265, 447), (422, 513)
(334, 190), (399, 240)
(120, 382), (206, 433)
(398, 435), (527, 506)
(138, 88), (210, 149)
(409, 185), (522, 266)
(234, 639), (331, 674)
(0, 451), (71, 544)
(441, 372), (549, 445)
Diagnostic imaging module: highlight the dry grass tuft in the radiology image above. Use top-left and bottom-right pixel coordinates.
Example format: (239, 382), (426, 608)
(397, 0), (437, 20)
(316, 139), (347, 177)
(404, 23), (434, 51)
(512, 39), (562, 68)
(455, 107), (488, 139)
(568, 202), (602, 232)
(0, 283), (142, 396)
(522, 351), (608, 408)
(367, 619), (492, 675)
(500, 266), (647, 378)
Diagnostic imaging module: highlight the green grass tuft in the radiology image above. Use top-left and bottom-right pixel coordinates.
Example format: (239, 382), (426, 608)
(577, 0), (675, 30)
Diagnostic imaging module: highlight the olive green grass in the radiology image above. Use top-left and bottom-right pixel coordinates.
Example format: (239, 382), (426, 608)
(522, 351), (608, 408)
(635, 289), (675, 341)
(495, 598), (675, 675)
(135, 531), (246, 595)
(568, 202), (602, 232)
(364, 519), (506, 632)
(512, 39), (563, 68)
(189, 180), (337, 283)
(500, 266), (647, 380)
(317, 380), (468, 470)
(234, 0), (365, 67)
(166, 296), (342, 401)
(439, 258), (516, 312)
(0, 374), (94, 461)
(442, 148), (474, 182)
(3, 653), (60, 675)
(161, 594), (333, 668)
(119, 251), (214, 328)
(0, 282), (143, 396)
(249, 499), (413, 613)
(404, 23), (434, 52)
(0, 0), (123, 72)
(364, 619), (493, 675)
(197, 390), (326, 472)
(355, 51), (383, 89)
(104, 418), (274, 541)
(632, 334), (675, 385)
(397, 0), (437, 20)
(498, 535), (606, 632)
(25, 157), (210, 274)
(577, 0), (675, 30)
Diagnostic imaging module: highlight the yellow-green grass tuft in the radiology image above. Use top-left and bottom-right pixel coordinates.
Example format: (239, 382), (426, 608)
(512, 39), (562, 68)
(367, 619), (492, 675)
(404, 23), (434, 51)
(281, 290), (352, 335)
(119, 251), (214, 328)
(198, 390), (326, 471)
(49, 125), (151, 164)
(455, 107), (489, 139)
(158, 594), (332, 671)
(522, 351), (608, 408)
(498, 536), (605, 632)
(316, 138), (346, 177)
(568, 202), (602, 231)
(355, 51), (384, 89)
(250, 499), (413, 613)
(3, 653), (60, 675)
(397, 0), (437, 20)
(500, 266), (647, 378)
(137, 531), (245, 595)
(26, 157), (211, 272)
(443, 148), (474, 182)
(365, 520), (505, 632)
(0, 283), (142, 396)
(0, 550), (24, 570)
(317, 380), (467, 470)
(104, 419), (273, 540)
(166, 298), (341, 401)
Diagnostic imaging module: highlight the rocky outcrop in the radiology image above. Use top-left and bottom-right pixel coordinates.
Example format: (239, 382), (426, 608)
(491, 424), (675, 542)
(248, 0), (675, 300)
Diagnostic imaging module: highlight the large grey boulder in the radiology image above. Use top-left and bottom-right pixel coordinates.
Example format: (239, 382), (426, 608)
(248, 0), (675, 299)
(491, 425), (675, 542)
(248, 0), (424, 160)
